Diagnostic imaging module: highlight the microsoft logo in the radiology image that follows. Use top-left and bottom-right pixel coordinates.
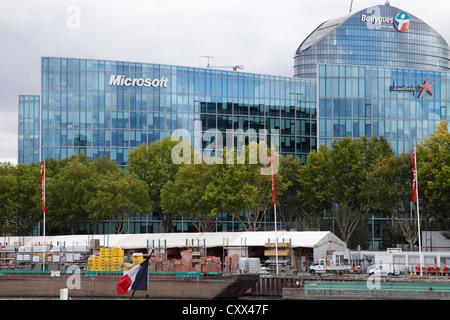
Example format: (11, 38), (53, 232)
(109, 75), (168, 88)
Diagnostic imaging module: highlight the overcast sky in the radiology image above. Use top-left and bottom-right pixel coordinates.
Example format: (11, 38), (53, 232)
(1, 0), (449, 164)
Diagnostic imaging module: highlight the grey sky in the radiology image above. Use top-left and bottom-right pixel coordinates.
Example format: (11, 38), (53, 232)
(1, 0), (449, 164)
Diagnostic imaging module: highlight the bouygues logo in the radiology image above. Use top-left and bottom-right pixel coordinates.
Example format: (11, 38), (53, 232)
(394, 12), (410, 32)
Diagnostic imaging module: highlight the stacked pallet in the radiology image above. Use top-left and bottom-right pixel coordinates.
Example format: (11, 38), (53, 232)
(264, 241), (292, 273)
(224, 254), (240, 273)
(148, 250), (222, 273)
(86, 247), (124, 272)
(198, 256), (221, 273)
(149, 252), (170, 271)
(264, 242), (292, 257)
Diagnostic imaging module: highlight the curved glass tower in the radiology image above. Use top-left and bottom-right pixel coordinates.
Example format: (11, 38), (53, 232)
(294, 4), (450, 78)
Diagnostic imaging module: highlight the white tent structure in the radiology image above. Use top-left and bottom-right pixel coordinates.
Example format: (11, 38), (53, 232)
(3, 231), (345, 261)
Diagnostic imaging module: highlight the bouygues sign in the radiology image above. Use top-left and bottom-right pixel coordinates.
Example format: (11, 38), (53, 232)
(361, 8), (410, 32)
(389, 80), (435, 98)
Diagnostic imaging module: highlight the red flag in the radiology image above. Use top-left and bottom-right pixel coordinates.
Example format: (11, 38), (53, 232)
(270, 150), (276, 205)
(40, 161), (45, 212)
(412, 148), (417, 202)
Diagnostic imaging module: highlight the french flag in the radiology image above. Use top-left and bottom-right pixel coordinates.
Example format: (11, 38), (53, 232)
(117, 254), (150, 295)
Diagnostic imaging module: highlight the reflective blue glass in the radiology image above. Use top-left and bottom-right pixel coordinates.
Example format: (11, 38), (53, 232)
(18, 95), (40, 164)
(318, 63), (449, 154)
(295, 5), (450, 78)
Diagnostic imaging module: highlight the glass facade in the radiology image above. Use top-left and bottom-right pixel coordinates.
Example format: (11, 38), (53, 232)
(318, 63), (450, 154)
(295, 5), (450, 78)
(18, 95), (40, 164)
(40, 57), (316, 166)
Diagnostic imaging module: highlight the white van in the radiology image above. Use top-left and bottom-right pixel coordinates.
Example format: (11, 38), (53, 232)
(368, 264), (398, 277)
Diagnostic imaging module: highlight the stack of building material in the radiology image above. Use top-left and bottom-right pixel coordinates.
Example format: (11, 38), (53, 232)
(224, 254), (240, 273)
(198, 256), (221, 273)
(239, 257), (261, 274)
(16, 245), (51, 267)
(86, 255), (99, 271)
(148, 250), (222, 273)
(264, 242), (292, 257)
(150, 252), (169, 271)
(86, 247), (124, 271)
(181, 250), (193, 270)
(131, 253), (144, 267)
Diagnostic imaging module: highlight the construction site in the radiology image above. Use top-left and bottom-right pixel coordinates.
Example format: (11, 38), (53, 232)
(1, 231), (345, 274)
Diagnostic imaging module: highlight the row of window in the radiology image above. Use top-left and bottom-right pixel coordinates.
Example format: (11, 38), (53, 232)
(319, 77), (449, 100)
(41, 71), (314, 100)
(41, 107), (316, 131)
(18, 149), (39, 165)
(41, 91), (315, 112)
(319, 118), (440, 140)
(319, 98), (448, 120)
(18, 134), (39, 150)
(40, 140), (313, 165)
(317, 65), (450, 79)
(41, 116), (316, 146)
(42, 111), (316, 136)
(41, 57), (314, 84)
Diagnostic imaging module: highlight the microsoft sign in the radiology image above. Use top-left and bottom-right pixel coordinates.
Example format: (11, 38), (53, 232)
(109, 75), (168, 88)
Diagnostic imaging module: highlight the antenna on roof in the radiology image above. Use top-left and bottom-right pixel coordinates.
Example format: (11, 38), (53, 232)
(199, 55), (214, 67)
(385, 1), (390, 6)
(349, 0), (353, 13)
(199, 56), (244, 71)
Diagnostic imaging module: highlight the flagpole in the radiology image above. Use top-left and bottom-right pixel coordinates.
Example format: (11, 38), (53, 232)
(270, 149), (278, 275)
(274, 202), (278, 275)
(413, 145), (423, 276)
(41, 161), (46, 271)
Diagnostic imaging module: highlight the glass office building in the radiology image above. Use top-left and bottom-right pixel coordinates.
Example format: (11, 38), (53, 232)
(18, 4), (450, 245)
(38, 59), (316, 166)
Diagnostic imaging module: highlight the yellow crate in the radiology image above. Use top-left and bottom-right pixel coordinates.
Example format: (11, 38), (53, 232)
(112, 247), (124, 257)
(100, 248), (112, 257)
(132, 257), (143, 265)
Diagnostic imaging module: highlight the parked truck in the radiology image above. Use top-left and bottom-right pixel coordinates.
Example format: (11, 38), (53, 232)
(368, 264), (398, 277)
(309, 259), (353, 275)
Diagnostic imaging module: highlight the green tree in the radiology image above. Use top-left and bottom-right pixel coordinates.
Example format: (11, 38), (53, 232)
(89, 170), (150, 234)
(417, 120), (450, 235)
(161, 161), (221, 232)
(46, 155), (98, 234)
(0, 162), (42, 235)
(362, 153), (417, 250)
(277, 155), (303, 231)
(215, 142), (285, 231)
(298, 136), (394, 244)
(299, 138), (364, 243)
(127, 138), (186, 232)
(0, 162), (15, 234)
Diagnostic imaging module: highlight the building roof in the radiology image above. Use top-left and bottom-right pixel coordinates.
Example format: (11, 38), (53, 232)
(295, 4), (450, 56)
(296, 13), (353, 54)
(4, 231), (344, 250)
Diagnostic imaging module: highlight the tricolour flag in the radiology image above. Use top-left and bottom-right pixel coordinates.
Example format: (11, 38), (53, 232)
(117, 254), (150, 295)
(412, 147), (418, 202)
(270, 150), (276, 205)
(40, 161), (45, 212)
